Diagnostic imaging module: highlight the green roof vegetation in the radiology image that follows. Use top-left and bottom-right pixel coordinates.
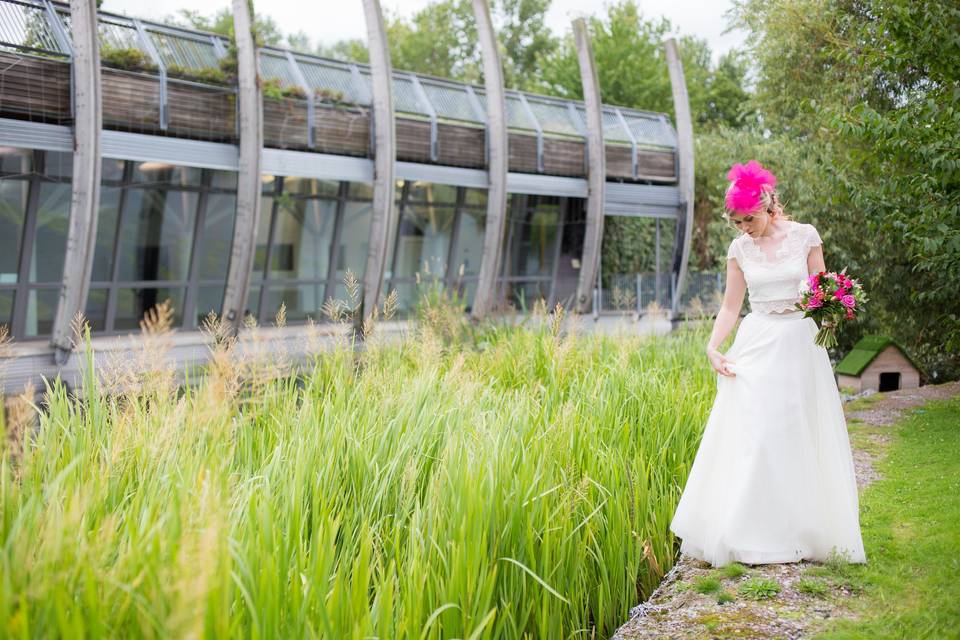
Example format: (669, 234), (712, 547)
(835, 335), (922, 377)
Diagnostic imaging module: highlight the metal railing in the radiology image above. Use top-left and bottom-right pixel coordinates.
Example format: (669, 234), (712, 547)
(0, 0), (678, 151)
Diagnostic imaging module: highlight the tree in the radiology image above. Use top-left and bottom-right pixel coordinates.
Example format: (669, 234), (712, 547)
(171, 8), (286, 46)
(731, 0), (960, 379)
(534, 1), (752, 130)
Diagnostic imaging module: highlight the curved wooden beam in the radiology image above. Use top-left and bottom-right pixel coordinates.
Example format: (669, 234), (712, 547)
(359, 0), (396, 331)
(572, 18), (606, 314)
(50, 0), (101, 364)
(221, 0), (263, 332)
(470, 0), (509, 320)
(664, 38), (694, 318)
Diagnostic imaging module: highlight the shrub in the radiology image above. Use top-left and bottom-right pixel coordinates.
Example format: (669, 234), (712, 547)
(737, 577), (780, 600)
(100, 46), (158, 73)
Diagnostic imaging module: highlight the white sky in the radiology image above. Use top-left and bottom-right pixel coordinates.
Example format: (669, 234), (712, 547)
(101, 0), (747, 64)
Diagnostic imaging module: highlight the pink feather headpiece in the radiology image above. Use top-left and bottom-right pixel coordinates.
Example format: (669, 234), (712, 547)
(724, 160), (777, 214)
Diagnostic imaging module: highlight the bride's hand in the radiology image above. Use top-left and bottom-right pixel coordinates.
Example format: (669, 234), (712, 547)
(707, 347), (736, 377)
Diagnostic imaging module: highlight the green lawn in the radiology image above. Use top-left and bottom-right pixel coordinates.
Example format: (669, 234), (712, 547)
(814, 396), (960, 639)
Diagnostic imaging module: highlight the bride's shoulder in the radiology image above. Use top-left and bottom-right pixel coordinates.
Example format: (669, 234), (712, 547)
(787, 219), (823, 246)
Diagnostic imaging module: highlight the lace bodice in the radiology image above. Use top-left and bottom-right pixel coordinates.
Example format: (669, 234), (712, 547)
(726, 220), (823, 313)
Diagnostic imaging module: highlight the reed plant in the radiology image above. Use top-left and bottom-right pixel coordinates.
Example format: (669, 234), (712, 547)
(0, 291), (716, 638)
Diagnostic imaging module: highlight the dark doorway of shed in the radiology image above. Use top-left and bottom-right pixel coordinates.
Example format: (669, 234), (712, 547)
(879, 372), (901, 392)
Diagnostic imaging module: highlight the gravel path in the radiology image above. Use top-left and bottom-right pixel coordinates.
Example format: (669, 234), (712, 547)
(612, 380), (960, 640)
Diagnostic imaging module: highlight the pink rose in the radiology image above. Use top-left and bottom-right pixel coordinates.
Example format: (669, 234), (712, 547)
(807, 296), (824, 309)
(834, 288), (846, 299)
(846, 308), (855, 320)
(841, 295), (856, 308)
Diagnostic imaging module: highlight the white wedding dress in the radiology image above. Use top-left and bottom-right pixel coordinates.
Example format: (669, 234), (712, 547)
(669, 219), (867, 567)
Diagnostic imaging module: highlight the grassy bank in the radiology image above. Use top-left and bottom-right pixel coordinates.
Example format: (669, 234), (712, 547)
(0, 312), (716, 638)
(815, 396), (960, 638)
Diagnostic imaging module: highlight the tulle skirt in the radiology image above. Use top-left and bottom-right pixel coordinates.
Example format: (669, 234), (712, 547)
(669, 309), (867, 567)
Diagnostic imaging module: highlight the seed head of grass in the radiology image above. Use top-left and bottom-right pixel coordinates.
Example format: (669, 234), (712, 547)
(737, 577), (780, 600)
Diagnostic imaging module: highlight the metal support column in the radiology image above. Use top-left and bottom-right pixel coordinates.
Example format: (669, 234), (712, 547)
(409, 73), (438, 162)
(469, 0), (509, 319)
(50, 0), (101, 363)
(285, 50), (315, 148)
(132, 19), (168, 130)
(220, 0), (263, 331)
(359, 0), (397, 330)
(572, 18), (606, 315)
(614, 107), (638, 179)
(517, 92), (543, 172)
(664, 38), (695, 319)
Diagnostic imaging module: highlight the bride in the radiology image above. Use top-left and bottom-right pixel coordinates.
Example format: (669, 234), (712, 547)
(669, 160), (867, 567)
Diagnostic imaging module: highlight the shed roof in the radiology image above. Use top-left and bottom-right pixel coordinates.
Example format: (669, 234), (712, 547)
(835, 335), (922, 377)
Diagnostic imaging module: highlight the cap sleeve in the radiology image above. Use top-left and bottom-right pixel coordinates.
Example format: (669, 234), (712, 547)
(805, 223), (823, 251)
(726, 237), (741, 266)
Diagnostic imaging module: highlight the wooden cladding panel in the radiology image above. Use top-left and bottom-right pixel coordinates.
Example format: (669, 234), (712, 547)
(263, 97), (308, 149)
(0, 52), (71, 123)
(0, 54), (677, 182)
(101, 69), (161, 132)
(315, 106), (369, 156)
(166, 81), (235, 141)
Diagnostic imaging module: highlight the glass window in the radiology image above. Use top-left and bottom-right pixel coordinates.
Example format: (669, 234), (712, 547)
(261, 174), (278, 194)
(463, 188), (487, 207)
(23, 289), (59, 337)
(84, 287), (108, 332)
(0, 148), (32, 174)
(44, 151), (73, 178)
(450, 209), (486, 278)
(349, 182), (373, 200)
(406, 181), (457, 205)
(115, 189), (198, 282)
(0, 179), (27, 281)
(245, 285), (260, 323)
(282, 177), (340, 199)
(194, 285), (225, 328)
(0, 290), (14, 330)
(210, 170), (238, 190)
(262, 283), (327, 324)
(252, 194), (274, 279)
(268, 197), (335, 281)
(114, 287), (185, 331)
(331, 200), (371, 301)
(499, 280), (550, 313)
(91, 186), (122, 282)
(132, 162), (202, 187)
(392, 203), (455, 280)
(28, 182), (72, 282)
(504, 196), (561, 278)
(101, 158), (125, 182)
(195, 194), (236, 280)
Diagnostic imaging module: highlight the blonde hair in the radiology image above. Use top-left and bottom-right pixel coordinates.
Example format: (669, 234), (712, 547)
(722, 188), (792, 230)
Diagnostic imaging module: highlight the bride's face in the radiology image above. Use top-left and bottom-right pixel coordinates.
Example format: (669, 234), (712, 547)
(731, 209), (774, 238)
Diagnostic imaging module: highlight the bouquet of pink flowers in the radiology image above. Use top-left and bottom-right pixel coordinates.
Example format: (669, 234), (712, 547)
(796, 269), (867, 348)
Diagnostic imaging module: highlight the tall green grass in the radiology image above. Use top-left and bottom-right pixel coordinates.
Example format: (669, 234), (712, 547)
(0, 310), (716, 638)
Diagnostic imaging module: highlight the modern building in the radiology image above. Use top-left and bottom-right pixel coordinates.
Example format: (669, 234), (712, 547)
(0, 0), (697, 392)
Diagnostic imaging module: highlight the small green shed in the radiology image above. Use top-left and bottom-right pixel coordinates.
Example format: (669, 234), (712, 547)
(835, 335), (921, 393)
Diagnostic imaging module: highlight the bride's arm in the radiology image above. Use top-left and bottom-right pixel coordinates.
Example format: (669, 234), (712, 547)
(807, 244), (826, 273)
(706, 258), (746, 376)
